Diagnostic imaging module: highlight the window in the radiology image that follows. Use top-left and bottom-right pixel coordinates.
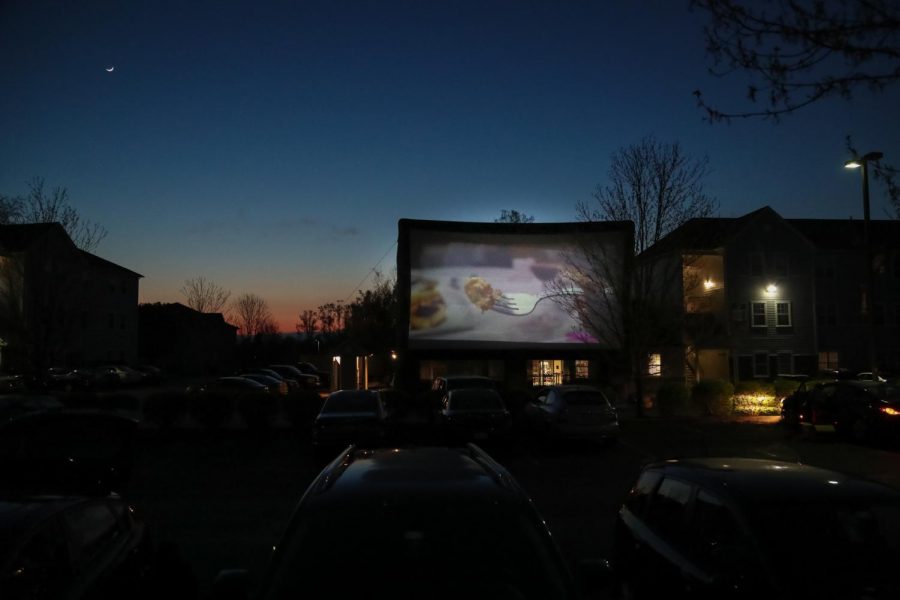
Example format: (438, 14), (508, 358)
(531, 360), (563, 386)
(624, 470), (662, 517)
(776, 302), (791, 327)
(777, 352), (793, 374)
(753, 353), (768, 377)
(749, 253), (764, 276)
(647, 353), (661, 377)
(751, 302), (766, 327)
(690, 490), (755, 574)
(574, 360), (589, 379)
(644, 478), (693, 547)
(818, 351), (839, 371)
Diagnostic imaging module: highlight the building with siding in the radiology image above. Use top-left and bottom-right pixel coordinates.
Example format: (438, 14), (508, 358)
(642, 206), (900, 385)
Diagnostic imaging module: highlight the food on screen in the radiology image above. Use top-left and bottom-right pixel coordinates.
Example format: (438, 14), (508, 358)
(410, 279), (448, 330)
(463, 276), (502, 312)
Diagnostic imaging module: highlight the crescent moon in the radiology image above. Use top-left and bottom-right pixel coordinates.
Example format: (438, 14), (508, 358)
(105, 66), (115, 72)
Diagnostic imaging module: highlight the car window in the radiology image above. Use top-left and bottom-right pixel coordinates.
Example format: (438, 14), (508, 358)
(264, 499), (572, 599)
(322, 392), (380, 414)
(643, 477), (693, 546)
(624, 470), (662, 517)
(562, 390), (609, 407)
(65, 501), (122, 567)
(690, 490), (756, 574)
(448, 389), (503, 411)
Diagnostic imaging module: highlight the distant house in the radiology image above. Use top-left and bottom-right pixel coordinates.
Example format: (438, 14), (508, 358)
(641, 206), (900, 385)
(138, 302), (237, 375)
(0, 223), (142, 371)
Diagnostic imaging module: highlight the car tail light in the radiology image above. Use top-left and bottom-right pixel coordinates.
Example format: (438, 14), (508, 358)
(880, 406), (900, 417)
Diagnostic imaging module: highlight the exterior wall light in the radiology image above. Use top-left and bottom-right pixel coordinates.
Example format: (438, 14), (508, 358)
(703, 278), (715, 290)
(766, 283), (778, 294)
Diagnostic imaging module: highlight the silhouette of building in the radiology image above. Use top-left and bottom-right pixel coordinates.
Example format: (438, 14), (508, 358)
(0, 223), (141, 371)
(138, 302), (237, 374)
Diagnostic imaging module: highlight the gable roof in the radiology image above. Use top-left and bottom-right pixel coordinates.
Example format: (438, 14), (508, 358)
(640, 206), (778, 258)
(0, 223), (74, 252)
(79, 250), (143, 278)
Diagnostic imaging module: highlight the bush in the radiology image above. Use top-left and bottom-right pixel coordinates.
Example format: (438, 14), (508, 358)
(142, 392), (187, 428)
(655, 382), (690, 417)
(691, 379), (735, 417)
(732, 380), (780, 415)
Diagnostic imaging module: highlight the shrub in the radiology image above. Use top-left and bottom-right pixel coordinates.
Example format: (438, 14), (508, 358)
(655, 382), (690, 417)
(691, 379), (735, 417)
(732, 380), (780, 415)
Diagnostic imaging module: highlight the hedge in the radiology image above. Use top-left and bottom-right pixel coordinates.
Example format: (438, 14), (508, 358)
(691, 379), (735, 417)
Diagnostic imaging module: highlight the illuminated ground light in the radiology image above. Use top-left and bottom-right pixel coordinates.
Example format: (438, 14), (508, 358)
(732, 393), (779, 415)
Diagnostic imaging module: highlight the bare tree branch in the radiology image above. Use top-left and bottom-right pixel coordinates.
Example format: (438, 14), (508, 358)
(17, 177), (108, 252)
(180, 276), (232, 314)
(233, 293), (276, 337)
(692, 0), (900, 122)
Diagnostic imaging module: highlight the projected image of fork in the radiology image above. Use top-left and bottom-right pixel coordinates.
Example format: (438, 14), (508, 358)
(492, 287), (582, 316)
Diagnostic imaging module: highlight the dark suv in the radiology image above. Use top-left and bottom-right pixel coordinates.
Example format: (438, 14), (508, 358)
(215, 445), (579, 599)
(612, 457), (900, 599)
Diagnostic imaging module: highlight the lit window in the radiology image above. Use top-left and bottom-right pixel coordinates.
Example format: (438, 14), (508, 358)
(751, 302), (766, 327)
(776, 302), (791, 327)
(648, 354), (661, 377)
(818, 351), (839, 371)
(575, 360), (589, 379)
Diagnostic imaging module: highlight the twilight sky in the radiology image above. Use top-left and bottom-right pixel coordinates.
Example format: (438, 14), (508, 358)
(2, 0), (899, 332)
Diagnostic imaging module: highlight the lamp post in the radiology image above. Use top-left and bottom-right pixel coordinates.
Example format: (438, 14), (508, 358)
(845, 151), (884, 373)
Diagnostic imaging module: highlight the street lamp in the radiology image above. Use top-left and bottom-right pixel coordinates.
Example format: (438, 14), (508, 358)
(845, 151), (884, 372)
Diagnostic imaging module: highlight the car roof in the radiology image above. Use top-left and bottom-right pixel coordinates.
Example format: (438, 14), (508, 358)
(0, 495), (99, 554)
(643, 457), (900, 504)
(302, 446), (527, 508)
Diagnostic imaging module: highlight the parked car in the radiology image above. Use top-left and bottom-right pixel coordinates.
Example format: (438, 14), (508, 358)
(312, 389), (390, 453)
(0, 373), (27, 394)
(213, 445), (580, 599)
(611, 457), (900, 599)
(0, 492), (152, 600)
(96, 365), (144, 387)
(187, 376), (269, 397)
(797, 380), (900, 442)
(135, 364), (165, 385)
(0, 411), (153, 599)
(239, 372), (288, 396)
(295, 361), (330, 388)
(523, 384), (619, 445)
(435, 387), (511, 443)
(267, 364), (319, 390)
(0, 394), (64, 423)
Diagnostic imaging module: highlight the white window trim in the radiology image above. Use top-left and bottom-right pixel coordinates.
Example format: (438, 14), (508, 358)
(751, 302), (767, 328)
(775, 302), (792, 327)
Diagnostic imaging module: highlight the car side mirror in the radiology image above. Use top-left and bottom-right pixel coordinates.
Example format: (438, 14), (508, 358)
(211, 569), (249, 600)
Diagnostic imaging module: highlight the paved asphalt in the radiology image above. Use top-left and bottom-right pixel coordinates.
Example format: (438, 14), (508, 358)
(127, 408), (900, 597)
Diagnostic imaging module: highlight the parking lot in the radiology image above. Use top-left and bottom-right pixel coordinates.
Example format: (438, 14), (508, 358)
(124, 409), (900, 596)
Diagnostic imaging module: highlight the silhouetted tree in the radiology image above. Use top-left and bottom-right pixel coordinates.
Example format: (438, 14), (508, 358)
(550, 137), (717, 415)
(296, 309), (318, 338)
(495, 209), (535, 223)
(180, 276), (231, 315)
(1, 178), (107, 252)
(233, 293), (276, 337)
(345, 271), (397, 354)
(692, 0), (900, 122)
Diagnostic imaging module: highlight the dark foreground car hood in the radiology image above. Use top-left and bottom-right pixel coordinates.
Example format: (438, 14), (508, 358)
(0, 411), (138, 495)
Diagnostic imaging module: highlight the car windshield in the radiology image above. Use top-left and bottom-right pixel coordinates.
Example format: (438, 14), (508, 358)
(749, 500), (900, 596)
(321, 392), (379, 415)
(449, 390), (504, 411)
(563, 390), (610, 407)
(262, 498), (573, 599)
